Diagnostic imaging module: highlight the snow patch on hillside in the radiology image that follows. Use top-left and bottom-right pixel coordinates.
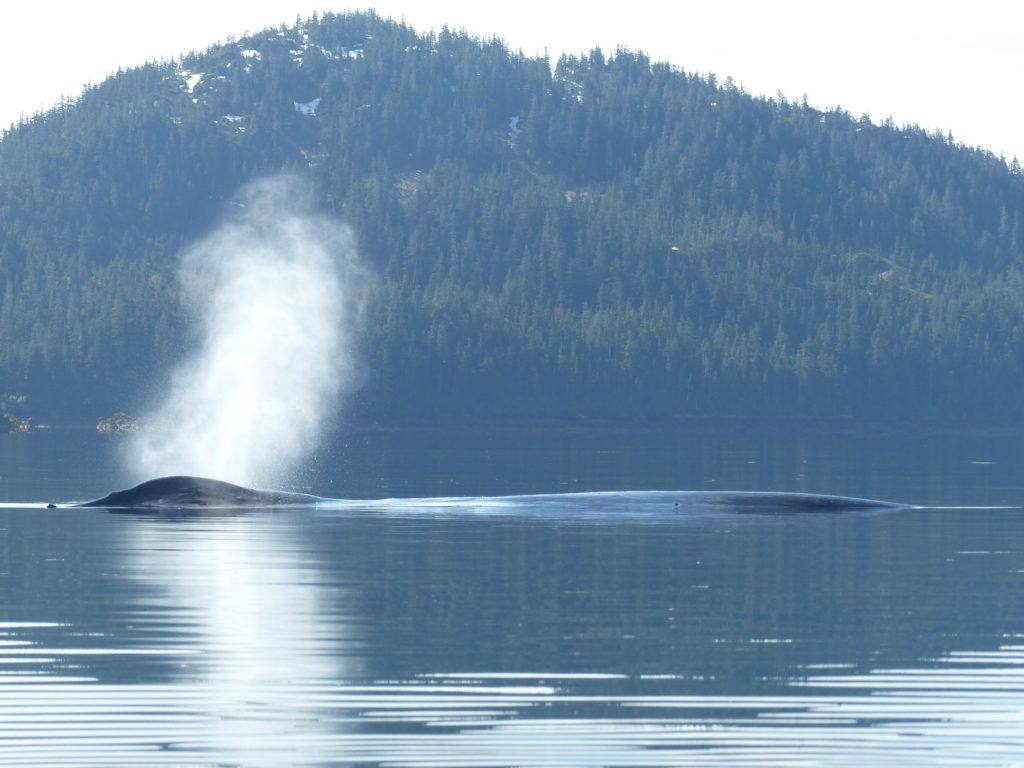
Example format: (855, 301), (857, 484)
(508, 115), (521, 145)
(180, 71), (205, 94)
(294, 98), (321, 116)
(221, 115), (246, 133)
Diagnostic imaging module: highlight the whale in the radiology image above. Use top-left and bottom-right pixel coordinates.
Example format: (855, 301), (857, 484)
(73, 475), (910, 513)
(77, 475), (321, 508)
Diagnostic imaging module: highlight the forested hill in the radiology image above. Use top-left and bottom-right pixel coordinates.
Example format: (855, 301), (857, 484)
(1, 11), (1023, 427)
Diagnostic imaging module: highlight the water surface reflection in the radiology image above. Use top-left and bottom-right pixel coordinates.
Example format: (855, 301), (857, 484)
(2, 468), (1024, 765)
(0, 510), (364, 765)
(6, 628), (1024, 766)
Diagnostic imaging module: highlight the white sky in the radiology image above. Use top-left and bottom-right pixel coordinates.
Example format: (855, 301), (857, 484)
(1, 1), (1021, 161)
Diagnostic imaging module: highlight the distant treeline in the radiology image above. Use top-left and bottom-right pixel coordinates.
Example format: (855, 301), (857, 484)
(0, 11), (1022, 425)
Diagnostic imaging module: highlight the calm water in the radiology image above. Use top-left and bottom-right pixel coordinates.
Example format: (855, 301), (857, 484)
(2, 428), (1024, 766)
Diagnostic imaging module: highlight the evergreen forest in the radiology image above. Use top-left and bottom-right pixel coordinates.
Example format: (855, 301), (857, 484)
(1, 11), (1023, 427)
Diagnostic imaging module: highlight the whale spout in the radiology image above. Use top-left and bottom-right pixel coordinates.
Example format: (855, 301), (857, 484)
(78, 475), (320, 508)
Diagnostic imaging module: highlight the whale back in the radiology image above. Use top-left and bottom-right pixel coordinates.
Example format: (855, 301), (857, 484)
(78, 475), (320, 508)
(76, 476), (908, 512)
(698, 491), (905, 512)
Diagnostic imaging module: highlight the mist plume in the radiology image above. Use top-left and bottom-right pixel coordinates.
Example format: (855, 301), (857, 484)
(129, 175), (370, 488)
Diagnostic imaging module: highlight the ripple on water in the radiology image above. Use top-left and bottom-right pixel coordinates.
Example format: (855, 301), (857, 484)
(3, 622), (1024, 767)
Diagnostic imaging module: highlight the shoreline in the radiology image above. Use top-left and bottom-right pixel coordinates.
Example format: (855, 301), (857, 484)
(10, 417), (1024, 440)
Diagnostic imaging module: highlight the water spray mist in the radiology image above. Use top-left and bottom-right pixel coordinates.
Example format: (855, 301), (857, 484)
(129, 175), (370, 487)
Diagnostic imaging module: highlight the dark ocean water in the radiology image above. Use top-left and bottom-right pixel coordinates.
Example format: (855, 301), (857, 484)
(2, 428), (1024, 766)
